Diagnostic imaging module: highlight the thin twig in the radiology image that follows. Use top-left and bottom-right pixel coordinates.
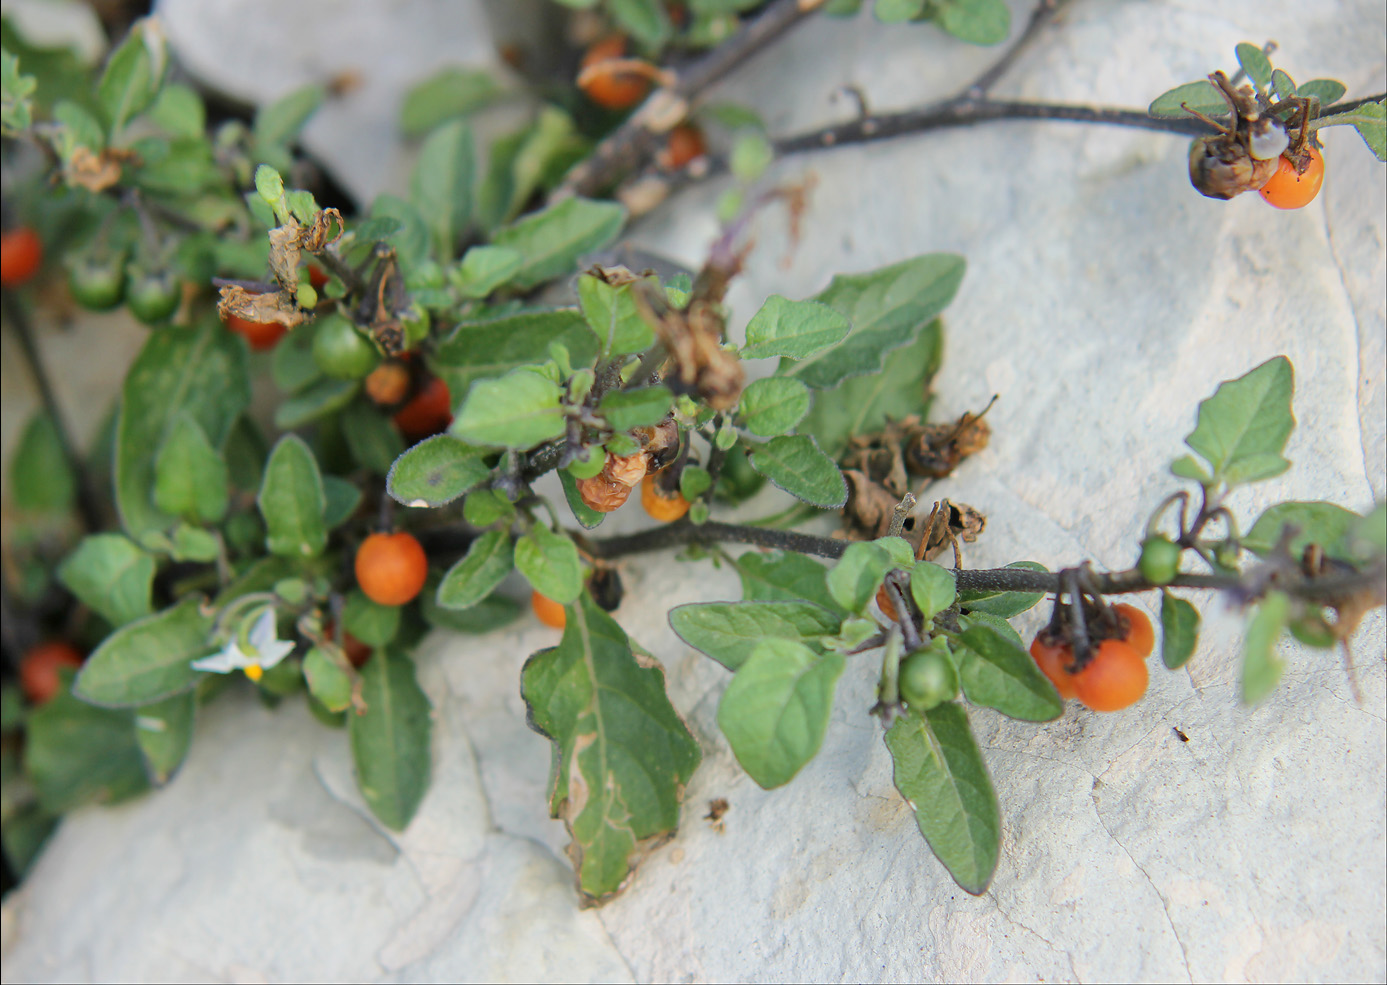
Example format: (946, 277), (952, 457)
(1, 291), (103, 532)
(553, 0), (830, 200)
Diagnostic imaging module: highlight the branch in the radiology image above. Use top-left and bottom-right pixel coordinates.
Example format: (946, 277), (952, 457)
(553, 0), (830, 201)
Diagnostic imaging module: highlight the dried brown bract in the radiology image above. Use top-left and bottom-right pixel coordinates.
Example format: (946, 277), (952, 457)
(904, 400), (994, 480)
(630, 279), (745, 412)
(216, 283), (306, 328)
(1185, 72), (1302, 200)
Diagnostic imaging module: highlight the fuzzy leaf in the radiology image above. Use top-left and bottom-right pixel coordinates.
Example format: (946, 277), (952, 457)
(387, 434), (490, 507)
(1183, 356), (1294, 487)
(74, 598), (216, 708)
(258, 435), (327, 558)
(670, 600), (841, 671)
(351, 649), (433, 831)
(747, 435), (847, 508)
(57, 534), (155, 628)
(1160, 591), (1200, 670)
(491, 198), (625, 289)
(741, 295), (851, 360)
(436, 529), (514, 610)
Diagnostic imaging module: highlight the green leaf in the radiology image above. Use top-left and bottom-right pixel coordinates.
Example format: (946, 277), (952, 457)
(116, 321), (250, 541)
(462, 487), (515, 527)
(351, 649), (433, 831)
(97, 19), (166, 138)
(1148, 80), (1226, 119)
(828, 540), (894, 613)
(1, 48), (37, 133)
(52, 99), (105, 158)
(421, 579), (522, 633)
(253, 83), (324, 153)
(1316, 98), (1386, 161)
(400, 68), (504, 137)
(729, 131), (773, 182)
(1243, 501), (1361, 562)
(452, 369), (565, 448)
(608, 0), (673, 47)
(437, 529), (514, 610)
(270, 320), (321, 394)
(799, 318), (941, 456)
(732, 552), (837, 613)
(1242, 591), (1290, 704)
(338, 399), (404, 476)
(1234, 42), (1273, 88)
(669, 600), (842, 671)
(74, 597), (216, 708)
(322, 475), (362, 530)
(304, 647), (352, 713)
(1296, 79), (1346, 107)
(578, 273), (656, 356)
(57, 534), (155, 628)
(9, 411), (75, 514)
(957, 561), (1047, 618)
(258, 434), (328, 558)
(148, 83), (204, 137)
(477, 109), (582, 231)
(491, 198), (626, 290)
(741, 296), (851, 360)
(1160, 591), (1200, 670)
(343, 589), (402, 647)
(451, 244), (524, 298)
(1183, 356), (1294, 487)
(1169, 454), (1211, 484)
(909, 561), (957, 622)
(520, 596), (701, 905)
(134, 692), (195, 785)
(387, 434), (490, 507)
(1350, 502), (1386, 555)
(748, 435), (847, 508)
(434, 309), (599, 399)
(560, 468), (606, 530)
(717, 639), (844, 788)
(884, 703), (999, 895)
(739, 377), (811, 436)
(680, 465), (711, 502)
(874, 0), (926, 23)
(599, 386), (673, 431)
(1269, 69), (1296, 103)
(370, 194), (431, 271)
(515, 526), (582, 603)
(789, 254), (964, 389)
(153, 414), (229, 524)
(25, 680), (149, 814)
(936, 0), (1010, 45)
(411, 119), (474, 262)
(955, 625), (1063, 721)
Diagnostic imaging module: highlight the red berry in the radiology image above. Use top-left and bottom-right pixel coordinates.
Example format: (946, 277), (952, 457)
(1, 227), (44, 288)
(20, 641), (83, 704)
(393, 377), (453, 441)
(225, 313), (287, 351)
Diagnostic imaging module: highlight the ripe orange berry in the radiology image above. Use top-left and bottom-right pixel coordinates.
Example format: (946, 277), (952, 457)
(1073, 639), (1148, 712)
(580, 36), (650, 110)
(355, 532), (428, 606)
(1112, 602), (1154, 659)
(1029, 633), (1078, 700)
(365, 362), (411, 406)
(307, 263), (330, 289)
(20, 640), (83, 704)
(1, 227), (44, 288)
(658, 124), (706, 170)
(532, 590), (567, 629)
(224, 313), (287, 351)
(577, 473), (632, 513)
(1259, 146), (1325, 210)
(641, 474), (690, 522)
(393, 376), (453, 441)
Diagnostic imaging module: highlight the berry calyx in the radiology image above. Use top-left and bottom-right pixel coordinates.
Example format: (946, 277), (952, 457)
(1112, 602), (1154, 659)
(1259, 146), (1325, 210)
(1138, 535), (1182, 586)
(393, 376), (453, 441)
(532, 590), (567, 629)
(579, 36), (650, 110)
(898, 648), (958, 711)
(1029, 632), (1078, 700)
(225, 313), (287, 351)
(641, 474), (690, 522)
(20, 640), (84, 704)
(1073, 639), (1148, 712)
(355, 532), (428, 607)
(1, 226), (43, 288)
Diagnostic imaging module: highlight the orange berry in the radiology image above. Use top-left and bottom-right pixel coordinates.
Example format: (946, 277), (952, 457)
(355, 532), (428, 606)
(1112, 602), (1154, 659)
(393, 376), (453, 441)
(224, 313), (287, 351)
(1029, 633), (1078, 700)
(641, 474), (690, 522)
(365, 362), (411, 406)
(1259, 146), (1325, 210)
(532, 590), (567, 629)
(307, 263), (330, 289)
(20, 641), (83, 704)
(1, 227), (43, 287)
(658, 124), (706, 170)
(580, 36), (650, 110)
(1073, 639), (1148, 712)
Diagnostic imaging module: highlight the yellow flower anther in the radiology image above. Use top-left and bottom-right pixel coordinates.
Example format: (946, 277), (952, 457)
(244, 664), (264, 682)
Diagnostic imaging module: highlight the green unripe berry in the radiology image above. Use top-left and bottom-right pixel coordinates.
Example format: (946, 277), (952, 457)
(1138, 535), (1182, 585)
(898, 648), (958, 711)
(566, 448), (607, 480)
(67, 250), (127, 311)
(125, 264), (181, 325)
(312, 314), (381, 380)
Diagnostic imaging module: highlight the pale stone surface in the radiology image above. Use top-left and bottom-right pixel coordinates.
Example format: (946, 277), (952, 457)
(3, 1), (1385, 983)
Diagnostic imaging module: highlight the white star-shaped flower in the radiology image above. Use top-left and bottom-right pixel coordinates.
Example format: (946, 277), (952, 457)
(192, 608), (294, 682)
